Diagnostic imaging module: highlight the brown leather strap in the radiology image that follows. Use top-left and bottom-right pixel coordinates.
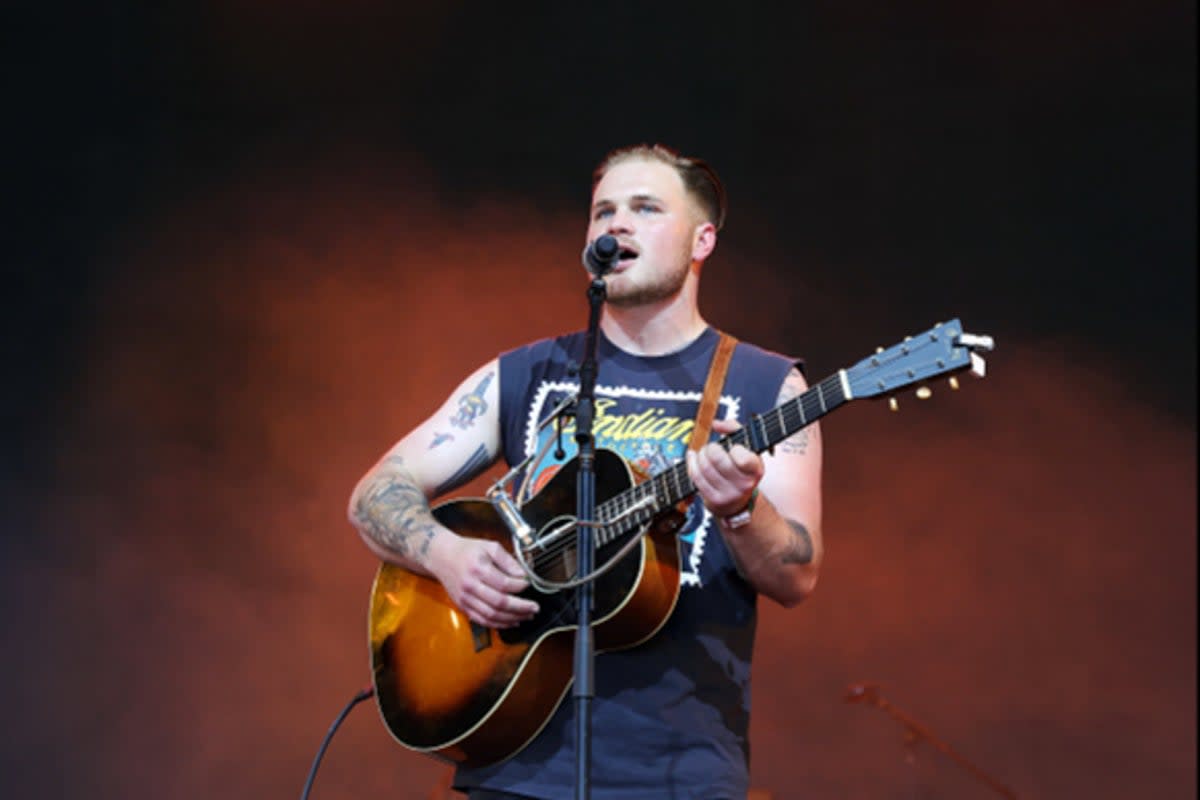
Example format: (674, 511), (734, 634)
(689, 332), (739, 452)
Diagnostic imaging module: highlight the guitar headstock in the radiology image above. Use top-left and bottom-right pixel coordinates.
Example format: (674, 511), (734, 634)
(844, 319), (994, 404)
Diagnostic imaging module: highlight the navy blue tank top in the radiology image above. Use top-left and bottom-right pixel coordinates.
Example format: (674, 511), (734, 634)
(455, 326), (798, 799)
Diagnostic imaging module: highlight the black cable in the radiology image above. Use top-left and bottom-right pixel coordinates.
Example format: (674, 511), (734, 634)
(299, 685), (375, 800)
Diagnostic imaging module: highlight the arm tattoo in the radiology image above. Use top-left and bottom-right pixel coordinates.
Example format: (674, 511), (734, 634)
(775, 370), (814, 456)
(449, 371), (494, 429)
(354, 462), (439, 562)
(775, 370), (806, 405)
(781, 520), (814, 565)
(433, 444), (492, 497)
(777, 429), (810, 456)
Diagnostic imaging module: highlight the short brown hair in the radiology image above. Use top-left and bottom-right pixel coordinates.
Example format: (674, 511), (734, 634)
(592, 143), (728, 231)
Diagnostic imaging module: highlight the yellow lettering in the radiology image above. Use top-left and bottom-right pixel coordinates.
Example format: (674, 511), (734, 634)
(557, 396), (696, 445)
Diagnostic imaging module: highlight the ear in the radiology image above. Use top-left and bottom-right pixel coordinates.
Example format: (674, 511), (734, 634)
(691, 221), (717, 262)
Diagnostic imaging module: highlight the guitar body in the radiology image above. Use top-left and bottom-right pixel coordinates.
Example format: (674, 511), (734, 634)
(368, 449), (685, 768)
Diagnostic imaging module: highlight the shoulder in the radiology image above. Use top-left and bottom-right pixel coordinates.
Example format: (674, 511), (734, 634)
(500, 331), (585, 369)
(731, 337), (806, 377)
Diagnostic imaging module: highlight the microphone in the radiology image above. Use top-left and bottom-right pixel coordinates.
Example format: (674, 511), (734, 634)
(582, 234), (621, 277)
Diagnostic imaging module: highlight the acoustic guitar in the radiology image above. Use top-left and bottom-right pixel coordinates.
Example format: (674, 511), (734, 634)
(368, 319), (993, 767)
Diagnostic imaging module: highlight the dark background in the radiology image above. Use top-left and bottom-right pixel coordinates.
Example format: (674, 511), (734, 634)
(3, 3), (1195, 798)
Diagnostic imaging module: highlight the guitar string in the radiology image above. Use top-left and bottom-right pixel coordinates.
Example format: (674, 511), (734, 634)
(525, 374), (845, 576)
(523, 331), (967, 574)
(524, 375), (841, 573)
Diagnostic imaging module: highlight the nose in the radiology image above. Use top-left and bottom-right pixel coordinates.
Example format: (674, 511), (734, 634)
(606, 205), (634, 236)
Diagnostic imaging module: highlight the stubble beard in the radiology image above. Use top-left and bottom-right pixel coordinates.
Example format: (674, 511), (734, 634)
(604, 247), (693, 309)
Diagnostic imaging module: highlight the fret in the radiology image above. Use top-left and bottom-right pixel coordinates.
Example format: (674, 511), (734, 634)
(750, 413), (766, 452)
(804, 391), (823, 424)
(821, 375), (845, 413)
(673, 464), (689, 503)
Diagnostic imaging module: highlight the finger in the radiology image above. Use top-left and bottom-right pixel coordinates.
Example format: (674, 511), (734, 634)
(470, 578), (539, 618)
(686, 450), (711, 495)
(711, 417), (743, 434)
(704, 441), (761, 483)
(725, 445), (763, 477)
(694, 447), (741, 499)
(481, 566), (535, 599)
(461, 598), (533, 630)
(487, 541), (530, 581)
(464, 600), (527, 629)
(692, 446), (761, 514)
(698, 442), (740, 482)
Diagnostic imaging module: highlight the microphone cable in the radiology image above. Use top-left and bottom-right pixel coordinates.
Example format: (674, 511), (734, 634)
(299, 685), (375, 800)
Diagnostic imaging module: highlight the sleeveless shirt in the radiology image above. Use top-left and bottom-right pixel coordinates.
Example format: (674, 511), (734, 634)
(454, 326), (798, 799)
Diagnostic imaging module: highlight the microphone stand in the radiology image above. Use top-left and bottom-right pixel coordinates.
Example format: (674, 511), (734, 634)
(572, 273), (607, 800)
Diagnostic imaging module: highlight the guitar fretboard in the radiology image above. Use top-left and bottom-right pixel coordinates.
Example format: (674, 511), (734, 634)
(593, 373), (847, 544)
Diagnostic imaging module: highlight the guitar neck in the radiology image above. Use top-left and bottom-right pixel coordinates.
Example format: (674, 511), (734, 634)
(595, 372), (848, 544)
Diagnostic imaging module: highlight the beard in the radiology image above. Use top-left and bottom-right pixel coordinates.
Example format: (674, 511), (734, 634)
(603, 246), (693, 309)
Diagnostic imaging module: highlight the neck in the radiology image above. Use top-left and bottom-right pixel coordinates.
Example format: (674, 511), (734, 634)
(599, 274), (707, 356)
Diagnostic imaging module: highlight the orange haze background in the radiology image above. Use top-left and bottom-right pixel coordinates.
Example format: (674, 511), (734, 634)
(3, 154), (1192, 799)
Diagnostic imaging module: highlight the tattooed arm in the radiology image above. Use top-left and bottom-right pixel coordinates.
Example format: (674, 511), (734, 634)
(348, 359), (539, 627)
(686, 367), (824, 608)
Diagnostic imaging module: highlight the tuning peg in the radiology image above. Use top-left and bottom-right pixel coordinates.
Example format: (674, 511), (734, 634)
(958, 332), (995, 352)
(888, 397), (899, 412)
(915, 386), (932, 400)
(970, 352), (987, 378)
(948, 376), (960, 390)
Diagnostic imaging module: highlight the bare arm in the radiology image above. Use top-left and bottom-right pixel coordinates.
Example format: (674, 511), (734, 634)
(686, 368), (824, 607)
(347, 360), (539, 627)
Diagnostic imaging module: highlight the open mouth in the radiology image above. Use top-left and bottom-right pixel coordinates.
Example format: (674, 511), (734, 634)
(618, 246), (639, 262)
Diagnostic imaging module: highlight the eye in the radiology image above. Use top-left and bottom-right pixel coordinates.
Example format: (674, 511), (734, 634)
(592, 207), (613, 220)
(633, 202), (660, 214)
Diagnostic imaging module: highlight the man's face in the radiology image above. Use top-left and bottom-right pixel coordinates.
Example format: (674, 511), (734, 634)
(587, 158), (705, 308)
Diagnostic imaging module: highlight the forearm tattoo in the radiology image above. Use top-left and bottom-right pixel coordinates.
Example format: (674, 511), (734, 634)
(781, 520), (814, 565)
(353, 457), (438, 562)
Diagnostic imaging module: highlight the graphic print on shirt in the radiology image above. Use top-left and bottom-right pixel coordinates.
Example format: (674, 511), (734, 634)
(521, 381), (741, 587)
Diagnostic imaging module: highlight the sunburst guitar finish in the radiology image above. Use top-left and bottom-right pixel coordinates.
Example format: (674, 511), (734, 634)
(368, 449), (684, 768)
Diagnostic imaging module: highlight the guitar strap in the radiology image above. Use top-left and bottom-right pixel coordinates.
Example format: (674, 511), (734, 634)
(689, 331), (739, 452)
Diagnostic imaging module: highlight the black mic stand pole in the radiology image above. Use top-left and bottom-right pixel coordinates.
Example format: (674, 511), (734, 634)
(571, 273), (606, 800)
